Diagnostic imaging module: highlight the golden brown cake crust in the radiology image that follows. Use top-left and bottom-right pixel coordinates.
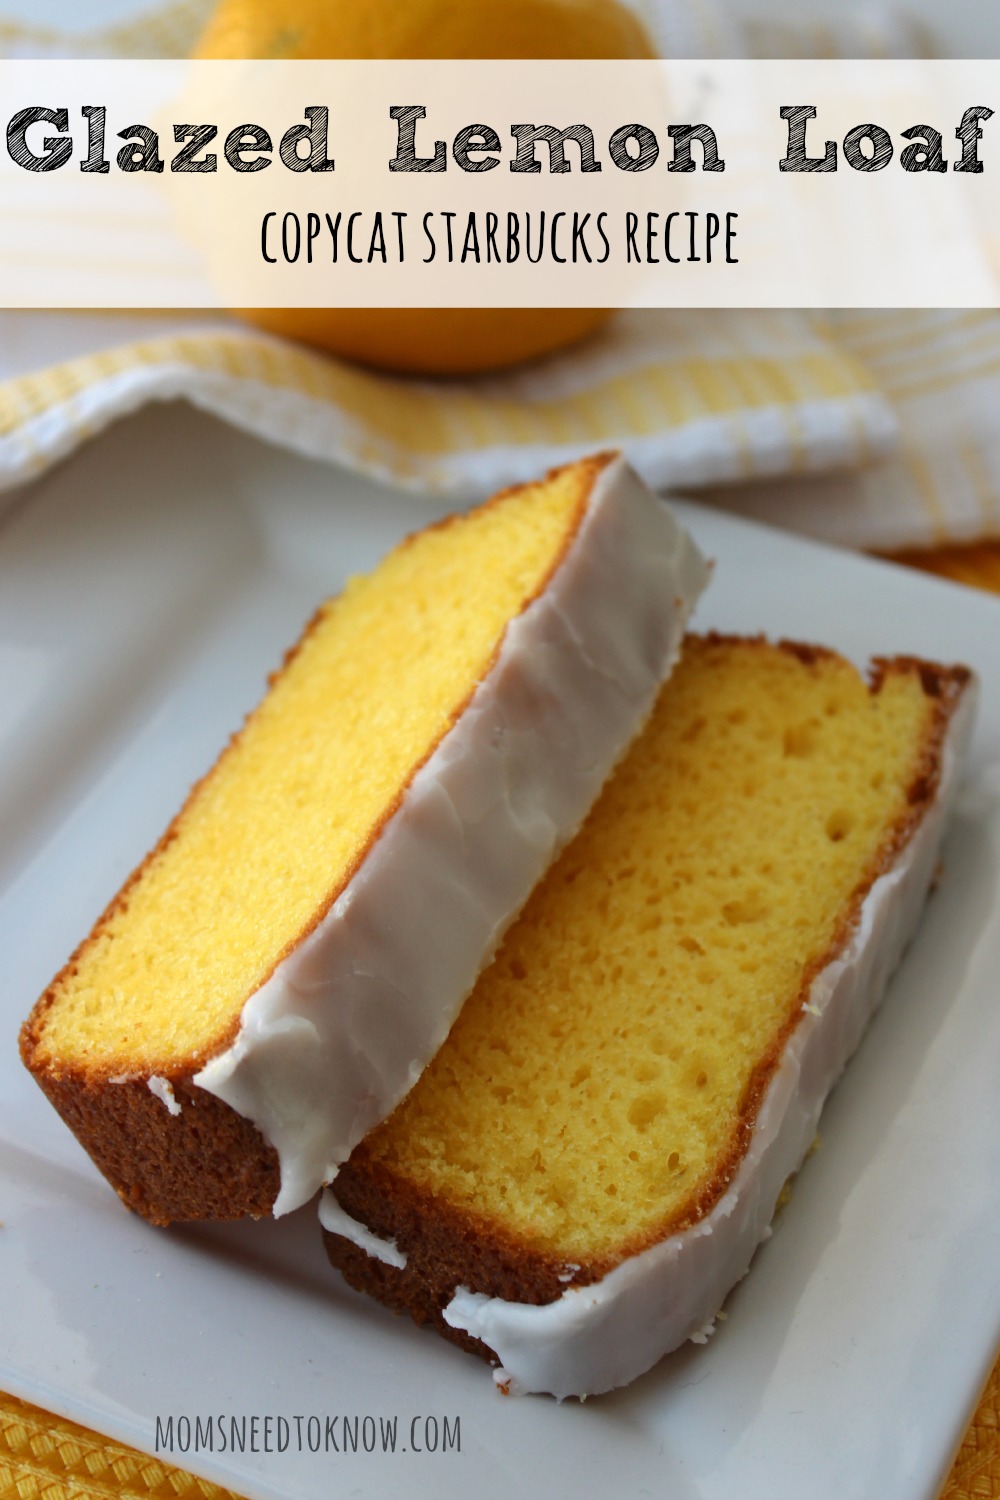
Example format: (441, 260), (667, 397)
(18, 455), (613, 1224)
(324, 643), (973, 1321)
(326, 1234), (497, 1365)
(25, 1066), (281, 1224)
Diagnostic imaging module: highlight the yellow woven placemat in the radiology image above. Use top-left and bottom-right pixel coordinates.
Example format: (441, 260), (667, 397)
(0, 1391), (241, 1499)
(941, 1358), (1000, 1500)
(3, 542), (999, 1500)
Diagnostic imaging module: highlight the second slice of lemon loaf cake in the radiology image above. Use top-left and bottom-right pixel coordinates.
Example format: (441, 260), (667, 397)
(322, 635), (975, 1395)
(20, 453), (708, 1225)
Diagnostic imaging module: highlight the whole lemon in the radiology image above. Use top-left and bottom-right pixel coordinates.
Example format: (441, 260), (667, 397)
(195, 0), (653, 62)
(195, 0), (652, 376)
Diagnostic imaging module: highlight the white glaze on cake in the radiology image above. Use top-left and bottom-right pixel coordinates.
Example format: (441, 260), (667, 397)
(193, 457), (709, 1216)
(442, 677), (977, 1398)
(147, 1076), (182, 1116)
(319, 1188), (407, 1270)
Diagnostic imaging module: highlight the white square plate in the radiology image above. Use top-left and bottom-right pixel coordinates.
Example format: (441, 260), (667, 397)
(2, 403), (999, 1500)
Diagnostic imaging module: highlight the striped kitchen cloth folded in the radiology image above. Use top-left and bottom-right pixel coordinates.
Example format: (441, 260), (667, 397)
(0, 0), (997, 553)
(695, 309), (1000, 551)
(0, 307), (898, 526)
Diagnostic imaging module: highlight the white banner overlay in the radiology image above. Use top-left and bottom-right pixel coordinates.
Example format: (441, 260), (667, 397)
(1, 59), (999, 308)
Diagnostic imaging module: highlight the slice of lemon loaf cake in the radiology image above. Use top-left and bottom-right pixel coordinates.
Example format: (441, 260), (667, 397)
(322, 635), (975, 1396)
(20, 454), (708, 1225)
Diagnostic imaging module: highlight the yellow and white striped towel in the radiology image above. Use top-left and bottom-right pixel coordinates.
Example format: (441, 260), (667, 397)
(0, 307), (895, 513)
(696, 309), (1000, 550)
(0, 0), (997, 553)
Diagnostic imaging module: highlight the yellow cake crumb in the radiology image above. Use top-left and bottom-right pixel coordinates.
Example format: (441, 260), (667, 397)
(361, 637), (944, 1261)
(31, 468), (589, 1072)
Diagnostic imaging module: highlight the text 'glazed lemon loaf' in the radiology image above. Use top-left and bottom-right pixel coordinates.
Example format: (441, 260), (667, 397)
(20, 454), (708, 1225)
(322, 636), (975, 1396)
